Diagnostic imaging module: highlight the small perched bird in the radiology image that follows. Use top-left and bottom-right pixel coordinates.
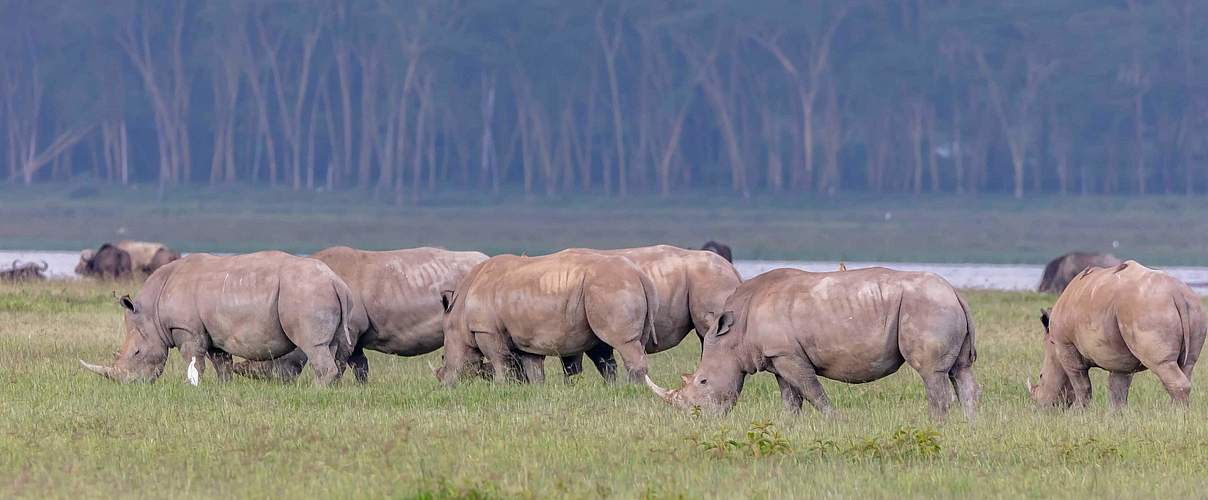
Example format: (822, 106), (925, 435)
(186, 356), (200, 386)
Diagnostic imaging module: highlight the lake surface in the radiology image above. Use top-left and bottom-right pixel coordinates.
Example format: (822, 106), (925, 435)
(7, 250), (1208, 294)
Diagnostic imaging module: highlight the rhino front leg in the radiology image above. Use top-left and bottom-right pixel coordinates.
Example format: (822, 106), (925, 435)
(518, 352), (546, 384)
(348, 347), (369, 384)
(560, 354), (583, 380)
(773, 373), (804, 414)
(771, 356), (835, 417)
(585, 343), (618, 382)
(208, 350), (233, 383)
(1107, 372), (1133, 409)
(474, 331), (523, 383)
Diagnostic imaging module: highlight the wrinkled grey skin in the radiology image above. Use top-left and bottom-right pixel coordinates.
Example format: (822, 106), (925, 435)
(76, 244), (133, 280)
(79, 251), (356, 386)
(438, 251), (657, 386)
(1038, 252), (1122, 294)
(232, 246), (488, 383)
(647, 267), (980, 420)
(557, 246), (741, 380)
(699, 241), (733, 263)
(1029, 261), (1206, 409)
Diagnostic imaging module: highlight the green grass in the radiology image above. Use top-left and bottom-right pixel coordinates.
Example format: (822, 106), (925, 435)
(7, 184), (1208, 264)
(4, 281), (1208, 498)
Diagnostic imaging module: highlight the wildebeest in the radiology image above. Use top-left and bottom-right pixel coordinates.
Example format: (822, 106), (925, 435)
(79, 251), (355, 386)
(232, 246), (488, 383)
(558, 245), (741, 380)
(700, 241), (733, 263)
(0, 260), (48, 282)
(1029, 261), (1205, 408)
(646, 267), (979, 419)
(1038, 252), (1122, 294)
(75, 244), (133, 280)
(437, 251), (657, 386)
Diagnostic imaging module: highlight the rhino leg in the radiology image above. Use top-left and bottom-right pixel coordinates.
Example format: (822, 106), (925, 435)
(474, 331), (522, 383)
(773, 373), (804, 414)
(518, 352), (546, 384)
(1150, 361), (1192, 406)
(585, 343), (618, 383)
(208, 350), (233, 383)
(348, 347), (369, 384)
(949, 364), (980, 418)
(1054, 345), (1093, 408)
(1107, 372), (1134, 409)
(771, 356), (835, 416)
(919, 371), (954, 420)
(560, 354), (583, 380)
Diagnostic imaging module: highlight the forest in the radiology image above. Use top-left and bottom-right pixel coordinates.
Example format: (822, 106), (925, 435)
(2, 0), (1206, 199)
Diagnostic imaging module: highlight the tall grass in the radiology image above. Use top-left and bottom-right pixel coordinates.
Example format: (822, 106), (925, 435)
(2, 282), (1207, 498)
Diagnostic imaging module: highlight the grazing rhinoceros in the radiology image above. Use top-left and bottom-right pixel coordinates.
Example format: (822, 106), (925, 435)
(557, 245), (741, 380)
(76, 244), (133, 280)
(1029, 261), (1206, 408)
(232, 246), (488, 383)
(79, 251), (355, 386)
(115, 240), (180, 276)
(0, 260), (48, 282)
(1038, 252), (1122, 294)
(700, 241), (733, 263)
(646, 267), (980, 419)
(436, 251), (657, 386)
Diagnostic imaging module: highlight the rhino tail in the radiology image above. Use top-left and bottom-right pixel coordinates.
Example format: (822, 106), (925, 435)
(637, 269), (658, 348)
(1175, 294), (1193, 369)
(332, 279), (355, 352)
(955, 292), (976, 366)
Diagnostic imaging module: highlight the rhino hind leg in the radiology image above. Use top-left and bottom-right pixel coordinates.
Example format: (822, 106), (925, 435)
(770, 356), (835, 416)
(1107, 372), (1134, 409)
(773, 374), (805, 414)
(948, 364), (980, 418)
(208, 350), (234, 383)
(560, 354), (583, 380)
(919, 371), (954, 420)
(1150, 361), (1192, 406)
(348, 347), (369, 384)
(518, 353), (546, 384)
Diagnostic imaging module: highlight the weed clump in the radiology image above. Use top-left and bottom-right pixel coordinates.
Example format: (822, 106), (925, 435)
(695, 420), (792, 458)
(693, 424), (942, 463)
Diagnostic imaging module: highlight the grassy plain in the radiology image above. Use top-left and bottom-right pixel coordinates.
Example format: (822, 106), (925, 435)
(5, 185), (1208, 263)
(3, 280), (1208, 499)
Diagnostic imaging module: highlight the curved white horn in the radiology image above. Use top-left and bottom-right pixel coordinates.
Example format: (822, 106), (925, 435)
(80, 359), (118, 380)
(644, 375), (674, 402)
(426, 360), (438, 374)
(1025, 377), (1033, 392)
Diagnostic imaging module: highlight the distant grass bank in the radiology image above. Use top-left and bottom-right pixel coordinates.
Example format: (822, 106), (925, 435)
(5, 281), (1208, 498)
(3, 184), (1208, 264)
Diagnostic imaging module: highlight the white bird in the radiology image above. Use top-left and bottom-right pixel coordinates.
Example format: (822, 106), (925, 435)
(186, 356), (200, 386)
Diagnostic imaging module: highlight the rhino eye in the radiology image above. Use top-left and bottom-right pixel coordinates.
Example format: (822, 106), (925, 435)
(698, 378), (707, 385)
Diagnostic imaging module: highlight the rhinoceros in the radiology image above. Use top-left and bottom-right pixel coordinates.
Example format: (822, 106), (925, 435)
(557, 245), (741, 380)
(76, 244), (133, 280)
(1038, 251), (1122, 294)
(115, 240), (180, 276)
(646, 267), (979, 419)
(437, 251), (657, 386)
(79, 251), (355, 386)
(1029, 261), (1206, 408)
(232, 246), (488, 382)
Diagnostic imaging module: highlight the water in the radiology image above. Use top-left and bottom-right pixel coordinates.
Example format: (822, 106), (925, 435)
(7, 250), (1208, 294)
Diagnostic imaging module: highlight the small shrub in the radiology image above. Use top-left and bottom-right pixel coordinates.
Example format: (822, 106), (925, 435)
(819, 426), (942, 463)
(694, 421), (792, 458)
(1056, 437), (1121, 465)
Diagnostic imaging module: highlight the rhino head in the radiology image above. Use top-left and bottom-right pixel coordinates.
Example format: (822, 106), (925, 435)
(80, 294), (169, 383)
(646, 311), (745, 415)
(1027, 308), (1074, 407)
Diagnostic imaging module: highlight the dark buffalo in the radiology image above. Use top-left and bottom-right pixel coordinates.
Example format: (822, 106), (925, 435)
(700, 241), (733, 263)
(76, 244), (133, 280)
(1038, 252), (1122, 294)
(0, 260), (48, 282)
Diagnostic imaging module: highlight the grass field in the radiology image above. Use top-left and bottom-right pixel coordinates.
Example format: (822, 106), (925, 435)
(4, 280), (1208, 499)
(6, 185), (1208, 264)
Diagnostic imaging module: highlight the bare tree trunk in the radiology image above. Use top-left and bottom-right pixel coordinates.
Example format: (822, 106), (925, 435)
(596, 7), (626, 197)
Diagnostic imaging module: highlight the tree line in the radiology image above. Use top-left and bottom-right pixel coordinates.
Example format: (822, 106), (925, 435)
(2, 0), (1206, 199)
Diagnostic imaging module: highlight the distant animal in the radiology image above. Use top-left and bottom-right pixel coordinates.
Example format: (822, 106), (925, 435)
(646, 267), (979, 419)
(79, 251), (355, 386)
(437, 251), (657, 386)
(557, 245), (742, 380)
(75, 244), (133, 280)
(1038, 252), (1122, 294)
(231, 246), (488, 383)
(700, 241), (733, 263)
(0, 260), (48, 282)
(1028, 261), (1205, 409)
(114, 240), (180, 275)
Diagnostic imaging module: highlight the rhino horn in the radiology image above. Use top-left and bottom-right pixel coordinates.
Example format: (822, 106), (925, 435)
(80, 359), (123, 382)
(1025, 377), (1033, 393)
(644, 375), (674, 403)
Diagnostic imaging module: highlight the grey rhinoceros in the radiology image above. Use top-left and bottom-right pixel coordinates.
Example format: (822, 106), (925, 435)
(646, 267), (980, 419)
(233, 246), (488, 382)
(437, 251), (657, 386)
(80, 251), (355, 386)
(1029, 261), (1206, 408)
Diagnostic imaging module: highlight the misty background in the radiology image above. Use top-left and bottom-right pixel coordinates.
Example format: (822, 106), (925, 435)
(3, 0), (1206, 201)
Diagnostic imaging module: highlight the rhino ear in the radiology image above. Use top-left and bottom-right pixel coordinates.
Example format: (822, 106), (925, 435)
(440, 290), (455, 313)
(709, 311), (735, 337)
(119, 294), (138, 314)
(1039, 308), (1051, 332)
(680, 373), (693, 385)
